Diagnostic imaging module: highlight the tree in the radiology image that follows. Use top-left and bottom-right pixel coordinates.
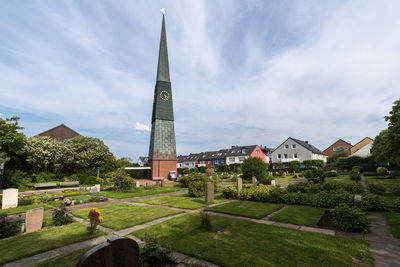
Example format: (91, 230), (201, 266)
(241, 157), (267, 180)
(288, 161), (300, 173)
(372, 99), (400, 165)
(328, 146), (350, 164)
(303, 160), (325, 169)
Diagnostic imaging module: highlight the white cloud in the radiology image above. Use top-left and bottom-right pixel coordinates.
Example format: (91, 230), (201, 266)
(135, 122), (151, 132)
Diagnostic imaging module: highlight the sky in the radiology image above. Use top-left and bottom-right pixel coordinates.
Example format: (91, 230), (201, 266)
(0, 1), (399, 161)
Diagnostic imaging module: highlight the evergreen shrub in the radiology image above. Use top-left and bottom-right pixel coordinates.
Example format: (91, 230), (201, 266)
(333, 204), (370, 233)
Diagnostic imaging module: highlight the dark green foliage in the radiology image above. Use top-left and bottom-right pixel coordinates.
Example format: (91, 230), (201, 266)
(334, 156), (373, 171)
(241, 157), (267, 180)
(221, 186), (238, 199)
(113, 170), (135, 192)
(9, 170), (31, 189)
(333, 204), (370, 233)
(18, 196), (34, 206)
(302, 160), (324, 169)
(257, 176), (273, 185)
(362, 194), (385, 211)
(393, 199), (400, 210)
(302, 167), (324, 183)
(344, 183), (364, 194)
(139, 234), (171, 267)
(215, 164), (229, 172)
(267, 187), (289, 203)
(288, 161), (300, 173)
(363, 171), (378, 176)
(228, 163), (242, 173)
(376, 167), (388, 176)
(287, 193), (308, 205)
(177, 168), (190, 175)
(368, 184), (386, 195)
(286, 183), (307, 193)
(188, 180), (205, 197)
(313, 190), (353, 208)
(52, 205), (73, 226)
(392, 185), (400, 196)
(324, 170), (337, 177)
(352, 166), (363, 173)
(350, 169), (361, 182)
(0, 216), (21, 239)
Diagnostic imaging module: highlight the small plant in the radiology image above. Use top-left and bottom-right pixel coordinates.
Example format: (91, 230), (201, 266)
(52, 205), (73, 226)
(362, 194), (385, 211)
(88, 208), (103, 233)
(376, 167), (388, 176)
(41, 194), (53, 203)
(393, 198), (400, 211)
(0, 215), (21, 239)
(287, 192), (308, 205)
(221, 186), (238, 199)
(350, 169), (361, 182)
(18, 196), (34, 206)
(333, 204), (370, 233)
(303, 167), (324, 183)
(368, 184), (386, 195)
(114, 169), (135, 192)
(200, 211), (212, 230)
(139, 233), (171, 267)
(391, 185), (400, 196)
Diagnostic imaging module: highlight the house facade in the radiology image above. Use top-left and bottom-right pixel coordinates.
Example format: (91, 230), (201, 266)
(351, 137), (373, 158)
(323, 139), (352, 158)
(271, 137), (327, 163)
(137, 157), (148, 166)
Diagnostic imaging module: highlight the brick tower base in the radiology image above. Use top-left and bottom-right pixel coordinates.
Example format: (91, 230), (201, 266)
(149, 160), (177, 180)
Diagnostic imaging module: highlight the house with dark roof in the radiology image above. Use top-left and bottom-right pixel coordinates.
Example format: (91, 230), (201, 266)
(137, 156), (149, 166)
(225, 145), (265, 165)
(271, 137), (327, 164)
(37, 124), (80, 141)
(177, 153), (202, 169)
(323, 139), (352, 158)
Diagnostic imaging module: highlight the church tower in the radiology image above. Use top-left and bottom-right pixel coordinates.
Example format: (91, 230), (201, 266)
(148, 13), (177, 180)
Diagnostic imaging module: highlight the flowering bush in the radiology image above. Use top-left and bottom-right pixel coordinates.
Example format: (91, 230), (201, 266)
(88, 208), (103, 233)
(221, 186), (238, 199)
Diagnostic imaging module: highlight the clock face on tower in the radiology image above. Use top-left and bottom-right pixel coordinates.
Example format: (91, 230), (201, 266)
(160, 91), (170, 101)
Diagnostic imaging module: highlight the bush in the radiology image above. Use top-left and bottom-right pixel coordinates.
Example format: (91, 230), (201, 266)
(286, 183), (307, 193)
(392, 185), (400, 196)
(377, 167), (388, 176)
(362, 194), (385, 211)
(303, 160), (325, 169)
(188, 180), (205, 197)
(240, 185), (274, 201)
(241, 157), (267, 180)
(324, 170), (337, 177)
(114, 170), (135, 192)
(139, 234), (171, 267)
(258, 176), (273, 185)
(0, 215), (21, 239)
(393, 198), (400, 210)
(368, 184), (386, 195)
(18, 196), (34, 206)
(52, 205), (73, 226)
(303, 167), (325, 183)
(344, 183), (364, 194)
(32, 172), (57, 183)
(313, 190), (353, 208)
(352, 166), (363, 173)
(287, 193), (308, 205)
(350, 169), (361, 182)
(363, 171), (378, 176)
(333, 204), (370, 233)
(221, 186), (238, 199)
(9, 170), (32, 189)
(288, 161), (301, 173)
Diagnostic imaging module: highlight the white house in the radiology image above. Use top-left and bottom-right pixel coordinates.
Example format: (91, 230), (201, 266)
(352, 141), (373, 157)
(271, 137), (327, 163)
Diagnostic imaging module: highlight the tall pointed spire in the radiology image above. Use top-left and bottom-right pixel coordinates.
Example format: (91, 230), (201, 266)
(156, 14), (170, 82)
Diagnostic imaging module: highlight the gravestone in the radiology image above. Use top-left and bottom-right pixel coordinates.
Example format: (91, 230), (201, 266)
(2, 188), (18, 209)
(295, 173), (299, 179)
(354, 195), (362, 209)
(136, 181), (140, 188)
(271, 180), (276, 186)
(90, 184), (100, 194)
(252, 176), (257, 184)
(216, 175), (220, 183)
(146, 182), (150, 187)
(205, 182), (214, 204)
(25, 207), (44, 233)
(237, 178), (242, 196)
(77, 236), (139, 267)
(161, 180), (166, 187)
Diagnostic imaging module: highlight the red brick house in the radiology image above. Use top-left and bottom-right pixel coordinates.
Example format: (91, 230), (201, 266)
(323, 139), (352, 158)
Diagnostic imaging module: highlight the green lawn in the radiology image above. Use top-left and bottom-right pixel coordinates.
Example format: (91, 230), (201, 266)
(132, 213), (372, 267)
(365, 176), (400, 194)
(206, 201), (284, 219)
(0, 202), (51, 216)
(71, 203), (183, 230)
(270, 205), (326, 227)
(94, 184), (184, 199)
(384, 212), (400, 238)
(0, 223), (105, 265)
(326, 174), (356, 184)
(274, 175), (298, 183)
(29, 246), (93, 267)
(134, 193), (227, 210)
(383, 196), (400, 209)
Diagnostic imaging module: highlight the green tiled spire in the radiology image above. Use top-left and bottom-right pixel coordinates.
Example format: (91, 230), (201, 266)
(149, 14), (176, 161)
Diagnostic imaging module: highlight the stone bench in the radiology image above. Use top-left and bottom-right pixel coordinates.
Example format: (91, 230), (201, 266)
(34, 183), (57, 189)
(60, 181), (79, 187)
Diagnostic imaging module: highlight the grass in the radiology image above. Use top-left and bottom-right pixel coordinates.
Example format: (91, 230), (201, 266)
(206, 200), (284, 219)
(270, 205), (326, 227)
(29, 246), (94, 267)
(0, 223), (105, 265)
(71, 203), (183, 230)
(384, 212), (400, 238)
(365, 176), (400, 194)
(274, 175), (298, 183)
(0, 202), (51, 216)
(94, 184), (184, 199)
(134, 193), (227, 210)
(132, 213), (373, 267)
(383, 196), (400, 209)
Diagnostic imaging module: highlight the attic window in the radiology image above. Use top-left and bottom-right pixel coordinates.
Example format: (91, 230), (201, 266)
(285, 145), (289, 149)
(241, 149), (246, 153)
(292, 144), (296, 148)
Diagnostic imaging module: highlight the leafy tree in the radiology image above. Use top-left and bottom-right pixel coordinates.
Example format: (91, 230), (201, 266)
(241, 157), (267, 180)
(303, 160), (325, 169)
(215, 164), (228, 172)
(288, 161), (301, 173)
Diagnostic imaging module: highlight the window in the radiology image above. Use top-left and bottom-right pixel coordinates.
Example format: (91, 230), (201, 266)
(278, 154), (281, 159)
(208, 161), (211, 164)
(294, 153), (298, 158)
(241, 148), (246, 153)
(229, 157), (235, 162)
(239, 157), (245, 162)
(292, 144), (296, 148)
(191, 163), (194, 166)
(284, 154), (288, 158)
(200, 161), (205, 164)
(285, 145), (289, 149)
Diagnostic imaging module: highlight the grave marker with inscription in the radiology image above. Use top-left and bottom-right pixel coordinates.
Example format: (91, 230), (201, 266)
(2, 188), (18, 209)
(25, 207), (44, 233)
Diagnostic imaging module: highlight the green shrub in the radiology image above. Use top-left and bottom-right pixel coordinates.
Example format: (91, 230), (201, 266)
(52, 205), (73, 226)
(362, 194), (385, 211)
(303, 160), (325, 169)
(308, 183), (323, 193)
(287, 193), (308, 205)
(239, 185), (275, 201)
(241, 157), (267, 180)
(376, 167), (388, 176)
(303, 167), (325, 183)
(352, 166), (363, 173)
(393, 198), (400, 210)
(350, 170), (361, 182)
(114, 170), (135, 192)
(32, 172), (57, 183)
(392, 185), (400, 196)
(258, 176), (273, 185)
(9, 170), (32, 189)
(288, 161), (301, 173)
(0, 215), (21, 239)
(333, 204), (370, 233)
(267, 187), (288, 203)
(18, 196), (34, 206)
(344, 183), (364, 194)
(363, 171), (378, 176)
(139, 234), (171, 267)
(324, 170), (337, 177)
(313, 190), (353, 208)
(368, 184), (386, 195)
(221, 186), (238, 199)
(286, 183), (307, 193)
(188, 180), (205, 197)
(322, 182), (343, 192)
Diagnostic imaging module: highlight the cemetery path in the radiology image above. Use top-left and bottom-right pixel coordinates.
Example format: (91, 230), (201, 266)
(361, 174), (369, 194)
(366, 212), (400, 267)
(262, 205), (289, 220)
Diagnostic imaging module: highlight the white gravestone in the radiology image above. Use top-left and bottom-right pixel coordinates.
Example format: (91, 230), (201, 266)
(90, 184), (100, 194)
(2, 188), (18, 209)
(136, 181), (140, 188)
(271, 180), (276, 186)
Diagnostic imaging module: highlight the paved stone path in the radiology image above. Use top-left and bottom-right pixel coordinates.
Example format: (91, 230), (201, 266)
(361, 174), (369, 194)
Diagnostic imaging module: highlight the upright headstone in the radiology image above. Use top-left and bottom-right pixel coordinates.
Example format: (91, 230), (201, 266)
(136, 181), (140, 188)
(146, 182), (150, 187)
(90, 184), (100, 194)
(271, 180), (276, 186)
(295, 173), (299, 178)
(205, 182), (214, 204)
(252, 176), (257, 184)
(216, 175), (220, 183)
(237, 178), (242, 196)
(161, 180), (166, 187)
(354, 195), (362, 209)
(25, 207), (44, 233)
(2, 188), (18, 209)
(77, 236), (139, 267)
